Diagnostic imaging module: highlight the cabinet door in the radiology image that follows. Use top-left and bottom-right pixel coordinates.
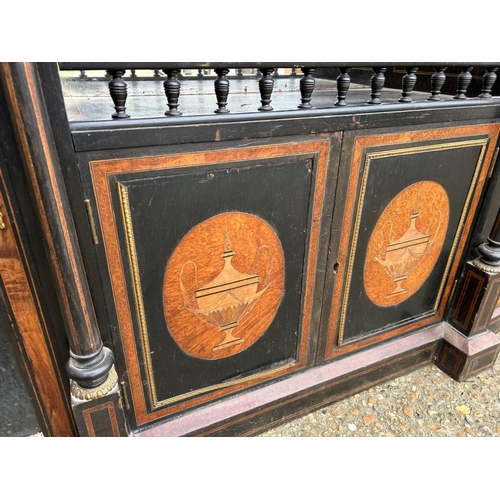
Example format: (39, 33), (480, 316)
(319, 124), (500, 360)
(85, 137), (337, 429)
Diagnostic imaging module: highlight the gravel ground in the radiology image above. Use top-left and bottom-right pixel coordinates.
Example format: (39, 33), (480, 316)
(258, 354), (500, 437)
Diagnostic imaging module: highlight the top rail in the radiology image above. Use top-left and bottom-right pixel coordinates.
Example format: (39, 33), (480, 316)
(58, 62), (500, 70)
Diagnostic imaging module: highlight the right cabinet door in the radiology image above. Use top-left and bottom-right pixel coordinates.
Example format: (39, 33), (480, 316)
(318, 123), (500, 361)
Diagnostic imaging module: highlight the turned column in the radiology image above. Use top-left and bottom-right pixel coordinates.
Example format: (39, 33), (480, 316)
(298, 68), (315, 109)
(454, 66), (473, 100)
(399, 67), (418, 103)
(428, 67), (447, 101)
(335, 67), (351, 106)
(367, 67), (386, 105)
(1, 62), (127, 436)
(479, 67), (499, 99)
(258, 68), (274, 111)
(163, 69), (182, 116)
(108, 69), (130, 119)
(214, 68), (230, 113)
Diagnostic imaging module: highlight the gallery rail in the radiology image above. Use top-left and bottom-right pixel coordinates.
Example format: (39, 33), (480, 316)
(58, 63), (500, 120)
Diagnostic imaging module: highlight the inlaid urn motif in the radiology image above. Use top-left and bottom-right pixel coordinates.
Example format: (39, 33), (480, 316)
(180, 233), (272, 351)
(364, 181), (450, 307)
(164, 212), (285, 360)
(374, 197), (440, 297)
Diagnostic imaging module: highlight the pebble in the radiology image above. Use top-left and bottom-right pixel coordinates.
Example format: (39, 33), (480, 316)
(428, 424), (442, 431)
(455, 405), (470, 415)
(403, 407), (413, 417)
(259, 354), (500, 437)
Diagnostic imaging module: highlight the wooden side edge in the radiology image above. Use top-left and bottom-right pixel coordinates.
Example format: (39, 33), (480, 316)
(0, 181), (75, 436)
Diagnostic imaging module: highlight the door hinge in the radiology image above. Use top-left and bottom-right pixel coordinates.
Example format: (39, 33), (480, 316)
(84, 199), (99, 244)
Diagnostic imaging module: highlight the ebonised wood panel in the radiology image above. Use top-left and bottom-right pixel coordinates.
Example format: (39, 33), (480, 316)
(87, 139), (333, 428)
(321, 124), (500, 359)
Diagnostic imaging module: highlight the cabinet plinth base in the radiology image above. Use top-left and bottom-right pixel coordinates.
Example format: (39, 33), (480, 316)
(436, 325), (500, 381)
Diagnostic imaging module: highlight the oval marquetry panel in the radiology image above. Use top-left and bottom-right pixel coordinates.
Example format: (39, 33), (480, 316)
(364, 181), (450, 307)
(163, 212), (285, 359)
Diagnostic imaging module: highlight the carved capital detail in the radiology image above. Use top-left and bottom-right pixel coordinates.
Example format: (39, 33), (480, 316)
(476, 235), (500, 273)
(71, 365), (119, 401)
(472, 256), (500, 274)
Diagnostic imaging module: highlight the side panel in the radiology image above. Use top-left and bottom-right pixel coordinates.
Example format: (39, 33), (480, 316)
(0, 176), (75, 436)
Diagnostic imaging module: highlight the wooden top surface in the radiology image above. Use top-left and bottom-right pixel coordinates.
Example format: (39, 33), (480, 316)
(60, 76), (432, 122)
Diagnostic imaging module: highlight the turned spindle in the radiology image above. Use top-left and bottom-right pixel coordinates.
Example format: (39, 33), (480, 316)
(367, 67), (386, 105)
(298, 68), (316, 109)
(479, 67), (499, 98)
(428, 67), (447, 101)
(163, 69), (182, 116)
(108, 70), (130, 119)
(214, 68), (230, 114)
(258, 68), (274, 111)
(399, 67), (418, 103)
(454, 67), (473, 100)
(335, 67), (351, 106)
